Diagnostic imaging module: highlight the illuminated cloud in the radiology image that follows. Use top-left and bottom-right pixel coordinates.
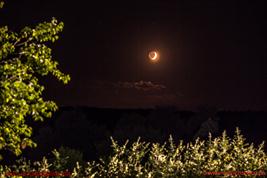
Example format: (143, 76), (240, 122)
(114, 81), (166, 91)
(82, 80), (180, 108)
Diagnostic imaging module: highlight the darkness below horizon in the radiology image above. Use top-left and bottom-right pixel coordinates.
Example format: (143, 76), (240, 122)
(1, 0), (267, 110)
(15, 106), (267, 162)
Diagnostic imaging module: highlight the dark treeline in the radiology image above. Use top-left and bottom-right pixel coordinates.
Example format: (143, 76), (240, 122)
(8, 106), (267, 164)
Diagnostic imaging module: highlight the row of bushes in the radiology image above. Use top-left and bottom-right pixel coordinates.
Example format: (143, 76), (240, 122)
(1, 128), (266, 177)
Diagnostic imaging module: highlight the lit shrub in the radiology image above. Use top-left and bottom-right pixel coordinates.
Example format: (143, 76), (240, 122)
(82, 127), (267, 178)
(0, 128), (266, 178)
(50, 146), (85, 171)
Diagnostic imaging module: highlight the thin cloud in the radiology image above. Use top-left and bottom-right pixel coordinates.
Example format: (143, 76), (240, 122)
(79, 80), (182, 108)
(114, 81), (166, 91)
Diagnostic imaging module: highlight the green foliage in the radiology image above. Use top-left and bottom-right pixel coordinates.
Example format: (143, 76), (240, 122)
(0, 1), (4, 9)
(97, 137), (150, 177)
(0, 3), (70, 157)
(0, 128), (266, 177)
(51, 146), (85, 171)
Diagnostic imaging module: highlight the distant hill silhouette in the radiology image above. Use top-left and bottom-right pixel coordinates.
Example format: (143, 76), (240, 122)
(20, 106), (267, 162)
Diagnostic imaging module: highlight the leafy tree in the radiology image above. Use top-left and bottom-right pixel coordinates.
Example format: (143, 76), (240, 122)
(0, 1), (70, 158)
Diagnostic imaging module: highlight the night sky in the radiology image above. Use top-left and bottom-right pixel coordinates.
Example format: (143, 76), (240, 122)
(1, 0), (267, 110)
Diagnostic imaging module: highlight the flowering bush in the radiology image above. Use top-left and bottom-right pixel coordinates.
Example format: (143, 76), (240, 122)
(0, 128), (266, 177)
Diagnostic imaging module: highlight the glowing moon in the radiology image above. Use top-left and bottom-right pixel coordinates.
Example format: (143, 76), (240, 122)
(148, 51), (159, 62)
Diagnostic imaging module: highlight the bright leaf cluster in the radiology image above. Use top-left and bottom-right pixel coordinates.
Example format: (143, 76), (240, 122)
(0, 2), (70, 157)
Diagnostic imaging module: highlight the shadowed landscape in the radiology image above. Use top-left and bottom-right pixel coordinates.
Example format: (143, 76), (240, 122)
(18, 106), (266, 162)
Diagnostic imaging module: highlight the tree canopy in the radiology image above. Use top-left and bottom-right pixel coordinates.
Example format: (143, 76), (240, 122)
(0, 1), (70, 158)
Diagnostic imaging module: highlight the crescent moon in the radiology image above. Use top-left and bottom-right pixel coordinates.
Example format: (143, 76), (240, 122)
(149, 51), (159, 62)
(151, 52), (158, 60)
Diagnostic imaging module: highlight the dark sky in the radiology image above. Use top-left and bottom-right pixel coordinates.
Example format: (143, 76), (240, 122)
(1, 0), (267, 110)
